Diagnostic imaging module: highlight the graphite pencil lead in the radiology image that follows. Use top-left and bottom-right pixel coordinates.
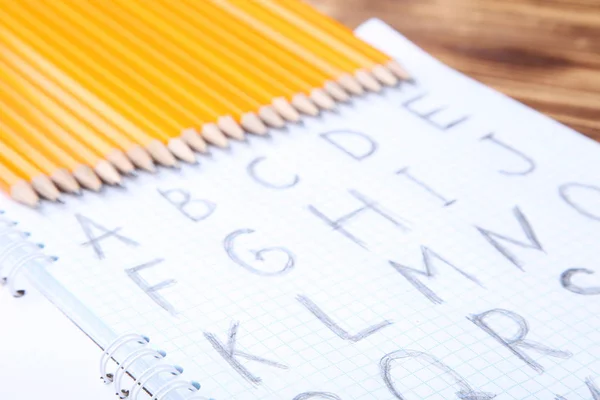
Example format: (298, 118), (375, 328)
(217, 116), (245, 141)
(202, 123), (229, 148)
(31, 175), (62, 202)
(168, 138), (197, 164)
(259, 105), (286, 128)
(355, 69), (382, 92)
(291, 93), (319, 116)
(337, 73), (364, 95)
(241, 112), (268, 135)
(324, 81), (350, 103)
(94, 160), (122, 186)
(372, 65), (398, 86)
(126, 145), (156, 172)
(310, 88), (336, 111)
(50, 168), (81, 194)
(73, 165), (102, 192)
(272, 97), (301, 123)
(181, 128), (208, 154)
(146, 140), (178, 168)
(106, 149), (136, 175)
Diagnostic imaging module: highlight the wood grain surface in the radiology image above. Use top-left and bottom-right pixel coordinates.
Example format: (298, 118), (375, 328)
(306, 0), (600, 141)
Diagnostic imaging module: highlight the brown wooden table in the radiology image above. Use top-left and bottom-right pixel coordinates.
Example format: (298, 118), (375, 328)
(307, 0), (600, 141)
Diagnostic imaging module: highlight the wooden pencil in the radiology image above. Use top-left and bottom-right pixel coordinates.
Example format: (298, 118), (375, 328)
(0, 95), (102, 193)
(122, 0), (311, 122)
(169, 0), (337, 114)
(1, 6), (188, 166)
(0, 0), (412, 201)
(46, 0), (238, 144)
(259, 0), (398, 86)
(0, 61), (134, 177)
(3, 49), (155, 173)
(0, 141), (61, 202)
(69, 0), (237, 145)
(0, 160), (39, 208)
(188, 0), (351, 103)
(0, 122), (80, 195)
(138, 0), (303, 120)
(151, 0), (311, 121)
(237, 0), (382, 92)
(209, 0), (365, 95)
(9, 1), (198, 164)
(272, 0), (411, 81)
(111, 0), (277, 132)
(0, 30), (177, 167)
(0, 64), (120, 188)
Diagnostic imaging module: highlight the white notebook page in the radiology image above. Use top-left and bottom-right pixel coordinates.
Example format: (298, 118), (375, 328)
(2, 19), (599, 399)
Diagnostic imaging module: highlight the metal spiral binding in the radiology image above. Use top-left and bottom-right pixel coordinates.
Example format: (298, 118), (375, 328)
(100, 333), (150, 383)
(115, 348), (166, 398)
(129, 364), (183, 400)
(0, 213), (212, 399)
(150, 380), (202, 400)
(0, 211), (57, 297)
(103, 333), (212, 400)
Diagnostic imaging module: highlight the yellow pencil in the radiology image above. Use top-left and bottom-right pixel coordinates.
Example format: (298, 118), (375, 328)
(0, 141), (61, 202)
(0, 61), (133, 179)
(0, 80), (103, 192)
(43, 0), (234, 145)
(258, 0), (398, 86)
(110, 0), (275, 133)
(65, 0), (237, 145)
(168, 0), (336, 114)
(0, 30), (178, 167)
(3, 48), (154, 173)
(150, 0), (325, 118)
(0, 159), (39, 208)
(2, 4), (195, 164)
(0, 123), (80, 195)
(232, 0), (382, 92)
(211, 0), (365, 95)
(273, 0), (410, 81)
(0, 64), (120, 188)
(187, 0), (351, 103)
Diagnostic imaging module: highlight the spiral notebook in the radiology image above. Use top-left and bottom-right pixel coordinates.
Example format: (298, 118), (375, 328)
(1, 20), (599, 400)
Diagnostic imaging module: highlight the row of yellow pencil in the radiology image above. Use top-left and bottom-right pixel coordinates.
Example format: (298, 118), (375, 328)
(1, 0), (410, 207)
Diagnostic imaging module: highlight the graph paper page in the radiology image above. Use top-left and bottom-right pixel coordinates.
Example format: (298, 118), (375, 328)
(2, 19), (599, 400)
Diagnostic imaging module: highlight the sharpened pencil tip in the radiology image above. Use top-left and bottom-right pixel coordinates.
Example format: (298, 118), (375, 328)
(146, 140), (178, 168)
(372, 64), (398, 86)
(259, 105), (286, 128)
(355, 69), (382, 92)
(291, 94), (319, 116)
(202, 123), (230, 148)
(168, 138), (197, 164)
(241, 112), (268, 135)
(324, 81), (350, 103)
(217, 116), (245, 140)
(181, 128), (209, 153)
(271, 97), (301, 123)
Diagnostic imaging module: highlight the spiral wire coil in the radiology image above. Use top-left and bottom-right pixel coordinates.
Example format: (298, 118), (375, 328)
(0, 212), (211, 399)
(102, 333), (212, 400)
(0, 211), (57, 297)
